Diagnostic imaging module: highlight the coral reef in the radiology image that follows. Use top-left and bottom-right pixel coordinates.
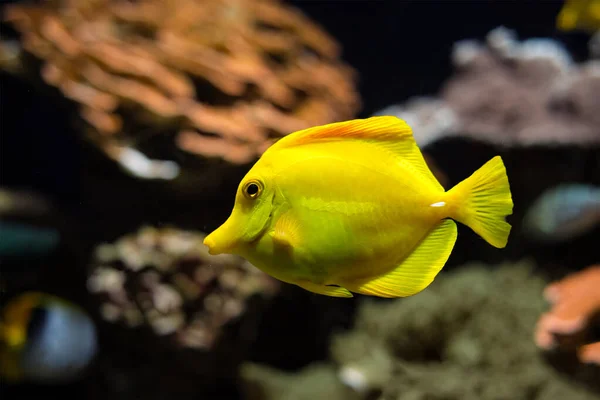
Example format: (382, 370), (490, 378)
(87, 225), (279, 349)
(535, 264), (600, 365)
(0, 0), (360, 178)
(242, 261), (600, 400)
(84, 226), (281, 398)
(375, 27), (600, 148)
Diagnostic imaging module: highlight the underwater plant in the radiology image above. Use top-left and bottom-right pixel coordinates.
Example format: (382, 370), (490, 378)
(241, 261), (600, 400)
(0, 0), (360, 179)
(375, 26), (600, 148)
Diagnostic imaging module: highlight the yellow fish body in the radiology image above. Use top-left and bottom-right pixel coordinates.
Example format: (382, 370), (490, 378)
(204, 116), (513, 298)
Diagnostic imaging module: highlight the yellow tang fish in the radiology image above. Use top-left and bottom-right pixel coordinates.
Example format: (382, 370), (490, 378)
(204, 116), (513, 298)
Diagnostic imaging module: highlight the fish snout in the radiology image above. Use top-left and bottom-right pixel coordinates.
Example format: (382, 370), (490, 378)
(203, 234), (221, 255)
(203, 222), (239, 255)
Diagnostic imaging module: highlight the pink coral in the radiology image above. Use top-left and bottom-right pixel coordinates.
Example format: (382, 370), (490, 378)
(377, 27), (600, 148)
(535, 264), (600, 365)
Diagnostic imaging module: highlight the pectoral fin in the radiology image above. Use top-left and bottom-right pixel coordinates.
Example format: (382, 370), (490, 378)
(346, 219), (457, 298)
(270, 212), (302, 248)
(296, 281), (353, 298)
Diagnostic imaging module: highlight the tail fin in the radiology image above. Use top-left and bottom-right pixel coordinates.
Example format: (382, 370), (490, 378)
(447, 156), (513, 248)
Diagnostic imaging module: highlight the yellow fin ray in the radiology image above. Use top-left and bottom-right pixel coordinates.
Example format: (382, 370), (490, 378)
(346, 219), (457, 298)
(296, 281), (354, 298)
(267, 116), (443, 192)
(270, 212), (302, 248)
(447, 156), (513, 248)
(380, 133), (444, 192)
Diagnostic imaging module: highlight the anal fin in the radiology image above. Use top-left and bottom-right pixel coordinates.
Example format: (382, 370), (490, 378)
(346, 219), (457, 298)
(296, 281), (354, 298)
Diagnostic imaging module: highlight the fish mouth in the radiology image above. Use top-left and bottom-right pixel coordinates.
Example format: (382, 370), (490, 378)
(203, 220), (239, 255)
(203, 234), (227, 255)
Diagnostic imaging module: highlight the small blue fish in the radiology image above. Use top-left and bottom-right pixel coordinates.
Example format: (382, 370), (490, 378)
(0, 292), (98, 383)
(522, 184), (600, 242)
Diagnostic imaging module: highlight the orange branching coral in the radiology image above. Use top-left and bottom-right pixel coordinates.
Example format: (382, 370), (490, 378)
(535, 265), (600, 365)
(1, 0), (360, 175)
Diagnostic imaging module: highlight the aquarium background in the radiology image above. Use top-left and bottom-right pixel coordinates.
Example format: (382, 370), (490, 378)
(1, 1), (599, 400)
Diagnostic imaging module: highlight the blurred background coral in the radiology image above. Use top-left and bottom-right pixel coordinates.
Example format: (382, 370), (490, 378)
(1, 1), (599, 400)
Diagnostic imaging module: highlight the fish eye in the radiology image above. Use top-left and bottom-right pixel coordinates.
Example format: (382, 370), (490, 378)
(243, 180), (263, 199)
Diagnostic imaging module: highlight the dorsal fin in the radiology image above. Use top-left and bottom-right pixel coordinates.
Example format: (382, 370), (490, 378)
(268, 116), (443, 191)
(269, 116), (412, 150)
